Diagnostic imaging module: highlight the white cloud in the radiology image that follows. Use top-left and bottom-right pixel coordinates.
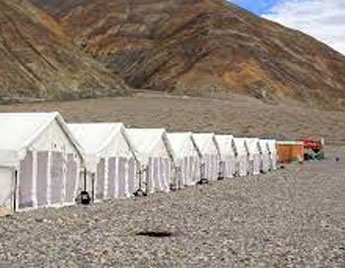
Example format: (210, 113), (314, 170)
(263, 0), (345, 55)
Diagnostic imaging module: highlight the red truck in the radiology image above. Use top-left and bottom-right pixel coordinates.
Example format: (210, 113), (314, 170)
(302, 138), (325, 160)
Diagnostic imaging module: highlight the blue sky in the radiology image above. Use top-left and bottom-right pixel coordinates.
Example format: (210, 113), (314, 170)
(230, 0), (345, 55)
(231, 0), (280, 15)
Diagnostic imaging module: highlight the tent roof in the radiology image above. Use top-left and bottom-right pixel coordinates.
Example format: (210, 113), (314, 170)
(167, 132), (201, 158)
(192, 133), (219, 154)
(68, 123), (127, 154)
(233, 138), (248, 154)
(0, 112), (56, 151)
(127, 128), (165, 154)
(127, 128), (175, 163)
(277, 141), (303, 145)
(215, 135), (235, 157)
(261, 139), (277, 153)
(0, 150), (19, 168)
(259, 140), (270, 153)
(245, 138), (260, 154)
(0, 112), (82, 153)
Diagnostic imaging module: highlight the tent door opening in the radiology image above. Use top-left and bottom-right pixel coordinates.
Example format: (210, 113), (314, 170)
(218, 161), (225, 180)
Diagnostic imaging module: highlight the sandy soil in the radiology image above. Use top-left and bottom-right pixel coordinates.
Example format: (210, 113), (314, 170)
(0, 146), (344, 267)
(1, 92), (345, 144)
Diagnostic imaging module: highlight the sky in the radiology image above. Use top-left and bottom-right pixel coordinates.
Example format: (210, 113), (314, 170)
(230, 0), (345, 55)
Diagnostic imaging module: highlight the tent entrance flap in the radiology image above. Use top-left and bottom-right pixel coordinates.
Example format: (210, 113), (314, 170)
(18, 151), (34, 209)
(0, 167), (13, 210)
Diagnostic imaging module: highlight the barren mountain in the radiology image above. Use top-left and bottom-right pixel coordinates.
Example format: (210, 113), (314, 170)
(29, 0), (345, 109)
(0, 0), (128, 102)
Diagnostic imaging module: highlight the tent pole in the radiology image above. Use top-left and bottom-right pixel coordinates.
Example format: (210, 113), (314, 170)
(91, 173), (95, 203)
(83, 168), (87, 191)
(138, 169), (142, 191)
(218, 161), (224, 180)
(13, 169), (18, 213)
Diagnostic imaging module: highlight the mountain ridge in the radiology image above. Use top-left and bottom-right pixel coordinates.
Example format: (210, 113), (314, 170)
(7, 0), (345, 109)
(0, 0), (129, 102)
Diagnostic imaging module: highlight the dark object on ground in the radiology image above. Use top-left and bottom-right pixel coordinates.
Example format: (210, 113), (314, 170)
(170, 184), (178, 191)
(136, 231), (173, 238)
(336, 157), (340, 162)
(197, 178), (209, 185)
(80, 191), (91, 205)
(75, 191), (91, 205)
(133, 189), (147, 197)
(304, 149), (325, 161)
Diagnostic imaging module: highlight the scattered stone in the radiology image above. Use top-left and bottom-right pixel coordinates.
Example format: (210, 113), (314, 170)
(0, 146), (344, 266)
(0, 207), (12, 218)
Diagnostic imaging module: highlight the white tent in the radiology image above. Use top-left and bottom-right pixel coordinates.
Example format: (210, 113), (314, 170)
(68, 123), (137, 201)
(167, 132), (201, 188)
(192, 133), (220, 182)
(265, 140), (278, 170)
(246, 138), (261, 175)
(215, 135), (236, 179)
(259, 140), (271, 173)
(0, 112), (84, 212)
(127, 128), (175, 194)
(232, 138), (249, 177)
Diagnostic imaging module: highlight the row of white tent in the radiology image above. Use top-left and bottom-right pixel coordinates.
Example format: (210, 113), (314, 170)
(0, 112), (277, 212)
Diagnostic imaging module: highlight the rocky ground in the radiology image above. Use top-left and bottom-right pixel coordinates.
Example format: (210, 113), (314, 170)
(1, 93), (345, 267)
(0, 146), (344, 267)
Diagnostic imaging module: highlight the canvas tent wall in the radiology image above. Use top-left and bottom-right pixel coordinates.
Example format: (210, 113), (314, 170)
(246, 138), (261, 175)
(277, 141), (304, 163)
(192, 133), (220, 181)
(232, 138), (249, 177)
(259, 140), (271, 173)
(0, 112), (83, 212)
(266, 140), (278, 170)
(68, 123), (137, 201)
(127, 128), (175, 194)
(167, 132), (201, 188)
(215, 135), (236, 179)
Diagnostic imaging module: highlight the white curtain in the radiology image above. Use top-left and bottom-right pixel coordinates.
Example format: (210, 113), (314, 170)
(18, 151), (34, 209)
(224, 155), (236, 179)
(0, 167), (13, 210)
(261, 154), (270, 173)
(65, 153), (78, 203)
(237, 155), (248, 177)
(50, 152), (64, 206)
(36, 151), (48, 207)
(253, 154), (261, 175)
(95, 158), (105, 200)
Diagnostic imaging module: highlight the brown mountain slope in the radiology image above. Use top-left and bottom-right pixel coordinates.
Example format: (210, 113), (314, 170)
(0, 0), (128, 102)
(30, 0), (345, 109)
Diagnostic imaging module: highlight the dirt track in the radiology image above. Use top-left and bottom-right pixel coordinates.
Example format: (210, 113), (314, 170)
(1, 92), (345, 144)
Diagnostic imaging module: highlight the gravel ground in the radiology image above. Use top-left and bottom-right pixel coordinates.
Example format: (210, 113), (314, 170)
(1, 146), (345, 267)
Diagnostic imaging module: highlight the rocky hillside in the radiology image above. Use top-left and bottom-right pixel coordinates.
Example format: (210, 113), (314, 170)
(0, 0), (128, 102)
(30, 0), (345, 109)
